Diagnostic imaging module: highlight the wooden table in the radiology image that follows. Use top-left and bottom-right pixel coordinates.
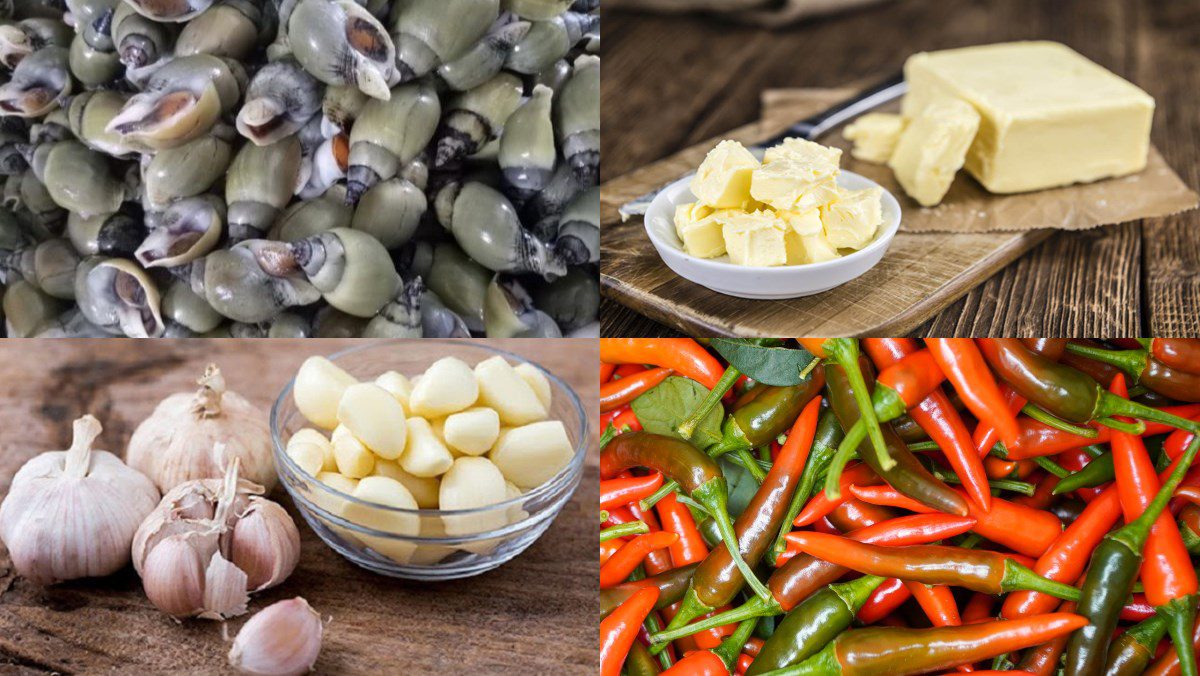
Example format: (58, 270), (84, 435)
(0, 339), (598, 674)
(601, 0), (1200, 337)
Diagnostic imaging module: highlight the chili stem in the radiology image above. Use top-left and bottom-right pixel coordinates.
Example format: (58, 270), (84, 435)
(639, 481), (679, 511)
(714, 617), (760, 669)
(1033, 455), (1071, 478)
(643, 612), (674, 669)
(1022, 403), (1099, 438)
(674, 494), (711, 518)
(677, 365), (740, 439)
(736, 446), (768, 482)
(1064, 342), (1147, 380)
(1097, 394), (1200, 437)
(1096, 416), (1147, 435)
(826, 338), (895, 471)
(1159, 595), (1199, 676)
(650, 595), (779, 646)
(908, 441), (941, 452)
(600, 423), (617, 450)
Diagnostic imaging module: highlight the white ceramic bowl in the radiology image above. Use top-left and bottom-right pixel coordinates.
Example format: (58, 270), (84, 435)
(643, 167), (902, 299)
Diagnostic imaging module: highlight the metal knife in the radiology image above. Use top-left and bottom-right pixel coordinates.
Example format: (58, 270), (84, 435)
(617, 72), (907, 221)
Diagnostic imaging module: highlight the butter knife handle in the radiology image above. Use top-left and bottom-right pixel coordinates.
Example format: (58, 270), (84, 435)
(755, 71), (907, 148)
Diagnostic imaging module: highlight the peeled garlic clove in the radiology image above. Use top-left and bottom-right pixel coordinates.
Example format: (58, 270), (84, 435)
(513, 363), (552, 410)
(443, 407), (500, 456)
(229, 597), (324, 676)
(440, 456), (508, 537)
(293, 356), (358, 429)
(287, 441), (325, 477)
(409, 356), (479, 418)
(399, 417), (453, 478)
(336, 383), (407, 460)
(0, 415), (160, 585)
(373, 371), (413, 413)
(371, 460), (439, 509)
(489, 420), (573, 489)
(474, 355), (547, 425)
(229, 499), (301, 592)
(331, 424), (375, 478)
(126, 364), (274, 492)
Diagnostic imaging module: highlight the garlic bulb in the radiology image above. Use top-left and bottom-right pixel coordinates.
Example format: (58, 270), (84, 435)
(0, 415), (160, 585)
(132, 457), (300, 620)
(126, 363), (275, 492)
(229, 597), (324, 676)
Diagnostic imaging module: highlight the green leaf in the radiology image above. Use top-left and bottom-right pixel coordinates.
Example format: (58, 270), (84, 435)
(720, 455), (760, 519)
(631, 376), (725, 449)
(711, 339), (818, 386)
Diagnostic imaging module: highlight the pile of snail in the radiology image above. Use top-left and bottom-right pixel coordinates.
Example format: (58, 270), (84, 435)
(0, 0), (600, 338)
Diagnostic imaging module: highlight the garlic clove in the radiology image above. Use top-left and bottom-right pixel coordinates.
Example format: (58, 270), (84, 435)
(293, 356), (358, 429)
(228, 499), (301, 592)
(141, 534), (209, 617)
(228, 597), (323, 676)
(336, 383), (407, 460)
(199, 551), (250, 620)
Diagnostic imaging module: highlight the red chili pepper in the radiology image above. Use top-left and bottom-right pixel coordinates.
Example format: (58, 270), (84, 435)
(1002, 404), (1200, 460)
(601, 538), (625, 565)
(907, 580), (962, 627)
(1016, 601), (1076, 676)
(1122, 593), (1157, 622)
(661, 650), (728, 676)
(602, 367), (674, 412)
(657, 492), (708, 567)
(615, 363), (649, 378)
(614, 408), (643, 432)
(628, 500), (674, 576)
(600, 531), (679, 588)
(601, 362), (616, 383)
(1152, 339), (1200, 376)
(793, 463), (880, 526)
(858, 577), (911, 623)
(601, 339), (725, 390)
(962, 592), (994, 624)
(601, 587), (660, 676)
(601, 473), (665, 511)
(601, 407), (624, 430)
(1015, 471), (1060, 510)
(927, 338), (1022, 449)
(689, 606), (736, 650)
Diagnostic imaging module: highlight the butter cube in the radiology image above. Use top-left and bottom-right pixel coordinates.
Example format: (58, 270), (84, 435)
(762, 137), (842, 167)
(751, 138), (842, 211)
(689, 140), (759, 208)
(843, 113), (906, 163)
(777, 208), (823, 236)
(784, 230), (840, 265)
(903, 41), (1155, 193)
(888, 99), (980, 207)
(672, 202), (725, 258)
(820, 187), (883, 250)
(718, 210), (787, 267)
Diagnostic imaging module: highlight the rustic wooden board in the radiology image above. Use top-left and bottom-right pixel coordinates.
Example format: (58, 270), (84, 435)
(0, 339), (598, 674)
(600, 0), (1200, 338)
(600, 90), (1052, 337)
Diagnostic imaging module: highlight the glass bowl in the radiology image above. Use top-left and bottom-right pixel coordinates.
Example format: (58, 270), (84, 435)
(270, 340), (589, 580)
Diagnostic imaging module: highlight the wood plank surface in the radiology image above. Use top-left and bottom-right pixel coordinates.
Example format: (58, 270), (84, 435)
(0, 339), (598, 674)
(600, 0), (1200, 338)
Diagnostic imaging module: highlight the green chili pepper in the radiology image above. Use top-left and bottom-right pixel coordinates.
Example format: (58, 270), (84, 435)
(626, 641), (663, 676)
(1179, 504), (1200, 554)
(600, 563), (699, 617)
(1104, 613), (1169, 676)
(1064, 341), (1200, 403)
(601, 432), (771, 600)
(707, 376), (826, 460)
(823, 357), (968, 516)
(768, 407), (844, 566)
(1053, 450), (1115, 495)
(744, 575), (885, 675)
(1063, 433), (1200, 676)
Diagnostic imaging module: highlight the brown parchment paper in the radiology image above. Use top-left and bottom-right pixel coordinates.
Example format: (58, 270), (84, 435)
(761, 88), (1200, 234)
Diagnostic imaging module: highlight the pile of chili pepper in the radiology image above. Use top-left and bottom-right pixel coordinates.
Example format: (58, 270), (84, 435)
(599, 337), (1200, 676)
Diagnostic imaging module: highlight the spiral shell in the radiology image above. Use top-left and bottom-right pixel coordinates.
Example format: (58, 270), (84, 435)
(288, 0), (394, 100)
(0, 44), (69, 116)
(135, 194), (224, 268)
(106, 54), (243, 150)
(390, 0), (498, 82)
(293, 227), (400, 317)
(236, 57), (322, 146)
(344, 80), (439, 203)
(75, 256), (164, 337)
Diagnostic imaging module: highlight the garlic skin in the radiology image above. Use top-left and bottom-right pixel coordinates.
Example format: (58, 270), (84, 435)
(0, 415), (160, 586)
(229, 597), (324, 676)
(126, 364), (275, 492)
(132, 458), (300, 620)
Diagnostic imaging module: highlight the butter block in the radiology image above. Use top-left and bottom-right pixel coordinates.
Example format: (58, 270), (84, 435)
(784, 230), (839, 265)
(903, 41), (1155, 193)
(888, 99), (980, 207)
(690, 140), (759, 207)
(777, 208), (823, 236)
(843, 113), (906, 163)
(672, 202), (725, 258)
(718, 210), (787, 267)
(820, 187), (883, 250)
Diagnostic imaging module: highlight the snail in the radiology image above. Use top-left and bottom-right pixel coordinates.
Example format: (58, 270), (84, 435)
(272, 185), (352, 241)
(287, 0), (394, 101)
(432, 71), (521, 169)
(344, 81), (439, 204)
(229, 312), (313, 339)
(349, 177), (425, 248)
(175, 0), (268, 60)
(236, 58), (322, 147)
(296, 132), (347, 199)
(134, 194), (224, 268)
(390, 0), (498, 82)
(66, 88), (137, 158)
(161, 279), (223, 335)
(0, 118), (29, 175)
(0, 16), (71, 68)
(531, 266), (597, 332)
(483, 274), (560, 338)
(0, 236), (78, 299)
(362, 276), (422, 338)
(112, 2), (172, 75)
(498, 83), (554, 203)
(420, 287), (471, 338)
(140, 127), (234, 211)
(75, 256), (165, 337)
(319, 83), (367, 137)
(3, 277), (63, 337)
(64, 0), (118, 52)
(0, 44), (69, 116)
(292, 227), (401, 317)
(436, 181), (566, 279)
(425, 240), (489, 334)
(122, 0), (214, 22)
(553, 185), (598, 265)
(66, 207), (145, 257)
(173, 241), (320, 324)
(557, 53), (598, 186)
(509, 0), (573, 21)
(436, 17), (529, 92)
(106, 55), (244, 150)
(505, 11), (594, 75)
(224, 135), (302, 242)
(28, 140), (126, 217)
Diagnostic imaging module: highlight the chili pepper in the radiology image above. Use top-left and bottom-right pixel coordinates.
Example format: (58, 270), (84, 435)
(714, 618), (760, 671)
(601, 532), (680, 588)
(1064, 432), (1200, 676)
(1108, 376), (1200, 676)
(769, 404), (839, 564)
(601, 362), (617, 383)
(1179, 504), (1200, 554)
(1146, 609), (1200, 676)
(1064, 342), (1200, 402)
(602, 473), (666, 511)
(906, 581), (961, 628)
(602, 587), (661, 676)
(628, 642), (665, 676)
(744, 574), (885, 675)
(793, 463), (880, 527)
(657, 493), (709, 568)
(602, 432), (771, 599)
(629, 500), (676, 576)
(767, 613), (1088, 676)
(614, 408), (644, 433)
(602, 368), (675, 413)
(784, 533), (1079, 599)
(691, 606), (738, 650)
(707, 376), (827, 463)
(602, 538), (624, 565)
(1106, 613), (1169, 676)
(978, 338), (1200, 436)
(1150, 339), (1200, 376)
(1016, 471), (1061, 510)
(846, 484), (1061, 558)
(962, 593), (993, 624)
(825, 499), (899, 532)
(661, 650), (726, 676)
(1052, 450), (1115, 495)
(1003, 405), (1200, 460)
(1023, 338), (1070, 361)
(851, 343), (992, 512)
(1124, 593), (1158, 621)
(603, 521), (650, 542)
(602, 563), (701, 617)
(857, 577), (910, 624)
(601, 339), (726, 391)
(927, 338), (1022, 449)
(799, 339), (894, 472)
(654, 400), (823, 649)
(653, 514), (976, 648)
(823, 357), (968, 516)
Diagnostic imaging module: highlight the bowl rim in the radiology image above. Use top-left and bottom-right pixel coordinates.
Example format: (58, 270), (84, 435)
(270, 339), (590, 517)
(643, 168), (902, 274)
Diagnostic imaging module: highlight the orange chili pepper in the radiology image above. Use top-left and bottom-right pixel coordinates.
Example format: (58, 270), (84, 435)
(601, 362), (615, 383)
(657, 492), (708, 567)
(601, 338), (725, 390)
(793, 463), (880, 526)
(613, 408), (643, 432)
(601, 538), (625, 565)
(601, 587), (660, 676)
(599, 531), (679, 588)
(615, 363), (649, 378)
(627, 500), (673, 576)
(962, 592), (995, 624)
(927, 338), (1022, 450)
(602, 367), (674, 412)
(661, 650), (728, 676)
(601, 472), (664, 511)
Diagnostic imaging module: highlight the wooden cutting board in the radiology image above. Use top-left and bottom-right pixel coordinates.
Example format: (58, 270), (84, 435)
(0, 339), (598, 674)
(600, 89), (1053, 337)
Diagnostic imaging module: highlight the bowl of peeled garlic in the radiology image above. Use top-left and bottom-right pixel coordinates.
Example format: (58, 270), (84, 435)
(271, 341), (588, 580)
